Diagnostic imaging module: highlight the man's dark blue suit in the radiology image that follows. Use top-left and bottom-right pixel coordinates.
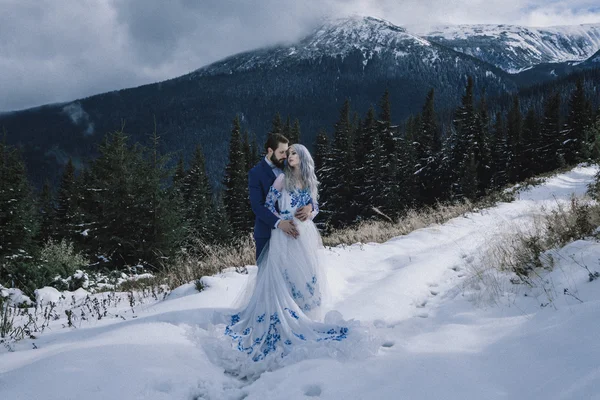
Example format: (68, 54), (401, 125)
(248, 159), (279, 261)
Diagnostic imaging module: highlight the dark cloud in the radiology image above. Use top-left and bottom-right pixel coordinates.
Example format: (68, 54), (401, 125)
(1, 0), (599, 111)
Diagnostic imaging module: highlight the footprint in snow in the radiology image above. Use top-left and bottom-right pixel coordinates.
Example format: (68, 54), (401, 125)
(304, 384), (322, 397)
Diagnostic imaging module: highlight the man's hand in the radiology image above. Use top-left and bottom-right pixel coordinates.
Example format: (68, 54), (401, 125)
(295, 205), (312, 222)
(278, 220), (298, 238)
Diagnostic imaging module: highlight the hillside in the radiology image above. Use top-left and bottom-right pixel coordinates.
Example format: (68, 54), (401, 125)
(1, 165), (598, 399)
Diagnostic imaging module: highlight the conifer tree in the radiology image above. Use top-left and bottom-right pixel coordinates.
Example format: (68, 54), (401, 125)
(224, 116), (251, 234)
(585, 109), (600, 161)
(416, 89), (443, 204)
(565, 78), (593, 164)
(184, 144), (219, 242)
(377, 90), (402, 216)
(82, 130), (183, 268)
(139, 129), (186, 268)
(250, 132), (260, 167)
(288, 119), (301, 144)
(490, 112), (509, 189)
(173, 156), (186, 188)
(394, 127), (419, 212)
(313, 129), (333, 229)
(282, 116), (292, 141)
(506, 96), (523, 183)
(242, 130), (253, 173)
(327, 99), (356, 227)
(270, 113), (283, 135)
(55, 158), (79, 240)
(521, 108), (542, 178)
(353, 107), (380, 218)
(314, 129), (330, 175)
(38, 181), (56, 243)
(473, 96), (492, 196)
(540, 92), (563, 171)
(0, 142), (39, 286)
(450, 77), (479, 199)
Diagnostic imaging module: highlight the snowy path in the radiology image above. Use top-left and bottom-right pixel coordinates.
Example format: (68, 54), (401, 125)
(1, 166), (599, 400)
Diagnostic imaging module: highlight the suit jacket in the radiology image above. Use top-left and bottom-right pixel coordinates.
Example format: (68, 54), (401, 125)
(248, 159), (279, 239)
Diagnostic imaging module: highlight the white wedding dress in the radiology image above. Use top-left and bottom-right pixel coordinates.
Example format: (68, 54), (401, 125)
(205, 175), (377, 379)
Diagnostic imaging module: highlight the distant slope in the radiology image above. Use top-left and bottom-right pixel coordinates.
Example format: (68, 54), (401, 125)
(0, 16), (517, 188)
(423, 23), (600, 73)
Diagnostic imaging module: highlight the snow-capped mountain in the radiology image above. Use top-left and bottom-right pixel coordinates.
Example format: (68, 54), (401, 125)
(423, 23), (600, 73)
(193, 16), (503, 78)
(194, 17), (438, 75)
(584, 48), (600, 64)
(2, 16), (519, 188)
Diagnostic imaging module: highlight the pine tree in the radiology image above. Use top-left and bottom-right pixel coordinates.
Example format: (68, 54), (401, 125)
(314, 129), (330, 175)
(394, 127), (419, 212)
(327, 99), (356, 227)
(38, 181), (56, 243)
(139, 128), (186, 268)
(282, 116), (292, 141)
(184, 144), (219, 242)
(450, 77), (479, 199)
(82, 130), (182, 268)
(353, 107), (380, 218)
(540, 93), (563, 172)
(506, 96), (523, 183)
(565, 78), (593, 164)
(173, 156), (186, 188)
(521, 108), (542, 178)
(288, 119), (301, 144)
(242, 130), (253, 173)
(585, 109), (600, 161)
(224, 116), (251, 234)
(270, 113), (283, 136)
(250, 132), (260, 167)
(377, 90), (402, 216)
(473, 96), (492, 196)
(313, 129), (333, 229)
(0, 142), (39, 287)
(55, 158), (79, 240)
(490, 112), (509, 189)
(416, 88), (443, 204)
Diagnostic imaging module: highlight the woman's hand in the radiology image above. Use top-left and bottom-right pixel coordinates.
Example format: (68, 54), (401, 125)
(278, 220), (299, 238)
(294, 205), (313, 221)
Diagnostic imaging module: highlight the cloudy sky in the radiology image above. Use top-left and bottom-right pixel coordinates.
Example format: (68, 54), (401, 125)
(1, 0), (600, 111)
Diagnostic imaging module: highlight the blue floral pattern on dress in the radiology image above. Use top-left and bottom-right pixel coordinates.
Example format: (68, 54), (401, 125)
(265, 186), (282, 216)
(264, 186), (319, 220)
(224, 308), (350, 363)
(282, 270), (322, 312)
(290, 188), (312, 209)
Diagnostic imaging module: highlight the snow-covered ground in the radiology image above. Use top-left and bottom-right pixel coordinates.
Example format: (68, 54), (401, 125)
(1, 166), (600, 400)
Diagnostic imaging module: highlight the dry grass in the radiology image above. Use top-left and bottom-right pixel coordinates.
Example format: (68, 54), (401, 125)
(322, 189), (516, 247)
(162, 235), (256, 288)
(466, 195), (600, 306)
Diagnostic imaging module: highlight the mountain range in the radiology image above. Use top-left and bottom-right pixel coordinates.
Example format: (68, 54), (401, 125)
(1, 16), (600, 188)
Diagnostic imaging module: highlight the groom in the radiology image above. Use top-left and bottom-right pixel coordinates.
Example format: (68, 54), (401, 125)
(248, 133), (313, 261)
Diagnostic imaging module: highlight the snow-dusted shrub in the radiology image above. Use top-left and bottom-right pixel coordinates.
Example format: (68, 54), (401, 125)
(545, 197), (600, 246)
(0, 291), (12, 339)
(40, 239), (88, 289)
(474, 195), (599, 287)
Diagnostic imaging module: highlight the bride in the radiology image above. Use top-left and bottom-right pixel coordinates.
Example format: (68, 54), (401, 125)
(217, 144), (373, 377)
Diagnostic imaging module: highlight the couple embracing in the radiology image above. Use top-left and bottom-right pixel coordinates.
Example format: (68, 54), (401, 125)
(217, 133), (375, 378)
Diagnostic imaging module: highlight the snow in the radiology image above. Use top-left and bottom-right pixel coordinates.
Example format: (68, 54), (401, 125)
(195, 16), (438, 76)
(1, 165), (600, 399)
(422, 23), (600, 71)
(0, 286), (32, 306)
